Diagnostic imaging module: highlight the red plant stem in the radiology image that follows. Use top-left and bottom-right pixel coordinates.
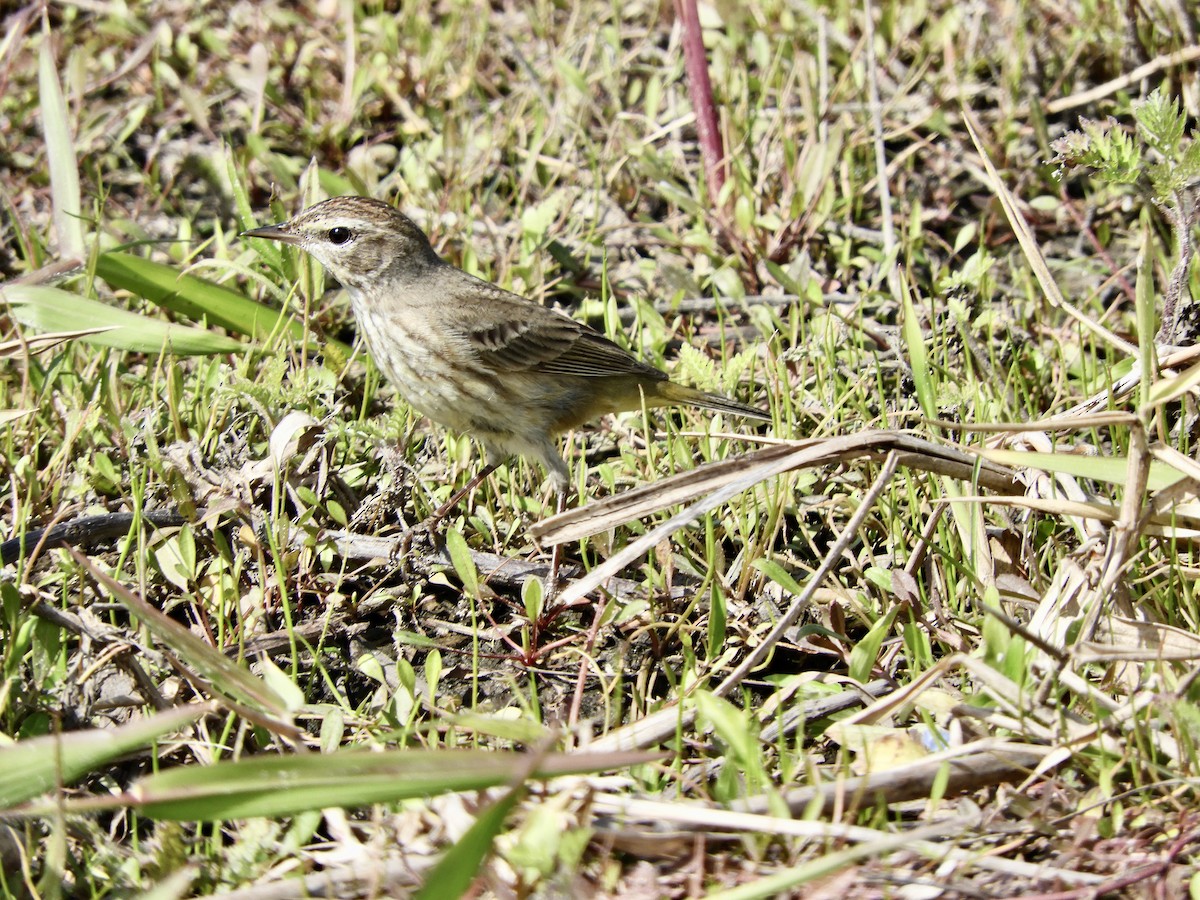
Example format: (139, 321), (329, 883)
(674, 0), (727, 205)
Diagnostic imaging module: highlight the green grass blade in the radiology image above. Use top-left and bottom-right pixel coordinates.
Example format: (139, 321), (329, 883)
(95, 252), (282, 342)
(70, 549), (294, 721)
(848, 605), (901, 684)
(0, 706), (205, 809)
(899, 273), (935, 420)
(226, 145), (284, 272)
(2, 284), (244, 355)
(414, 785), (523, 899)
(446, 529), (480, 597)
(125, 749), (658, 820)
(38, 28), (84, 258)
(979, 448), (1184, 491)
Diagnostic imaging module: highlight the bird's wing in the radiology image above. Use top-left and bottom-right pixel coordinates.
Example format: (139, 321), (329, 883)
(447, 284), (664, 380)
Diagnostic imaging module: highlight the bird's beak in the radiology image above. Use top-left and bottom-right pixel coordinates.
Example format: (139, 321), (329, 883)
(240, 222), (303, 245)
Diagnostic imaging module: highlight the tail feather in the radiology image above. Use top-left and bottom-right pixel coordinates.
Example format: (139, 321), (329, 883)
(657, 381), (771, 422)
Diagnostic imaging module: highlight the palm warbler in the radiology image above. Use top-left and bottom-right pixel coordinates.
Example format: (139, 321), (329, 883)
(243, 197), (769, 494)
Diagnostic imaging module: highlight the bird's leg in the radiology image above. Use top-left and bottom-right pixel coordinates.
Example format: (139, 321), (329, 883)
(543, 488), (568, 600)
(527, 487), (569, 659)
(431, 461), (500, 523)
(392, 461), (499, 561)
(350, 444), (415, 534)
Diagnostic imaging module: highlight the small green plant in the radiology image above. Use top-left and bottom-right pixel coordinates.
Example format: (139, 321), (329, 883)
(1051, 88), (1200, 342)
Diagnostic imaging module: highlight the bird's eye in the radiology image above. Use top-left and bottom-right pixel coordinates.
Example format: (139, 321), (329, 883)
(328, 226), (352, 245)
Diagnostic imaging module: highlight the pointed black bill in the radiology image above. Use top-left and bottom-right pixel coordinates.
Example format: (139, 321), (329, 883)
(240, 223), (302, 245)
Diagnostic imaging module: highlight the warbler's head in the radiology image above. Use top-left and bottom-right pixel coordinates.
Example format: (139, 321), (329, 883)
(242, 196), (441, 291)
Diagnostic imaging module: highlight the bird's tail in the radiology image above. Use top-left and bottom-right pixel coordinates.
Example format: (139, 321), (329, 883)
(656, 381), (771, 422)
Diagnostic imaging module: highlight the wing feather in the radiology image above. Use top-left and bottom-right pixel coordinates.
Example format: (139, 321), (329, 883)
(445, 284), (664, 380)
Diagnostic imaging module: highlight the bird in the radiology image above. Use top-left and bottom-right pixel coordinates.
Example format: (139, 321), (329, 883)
(242, 196), (770, 510)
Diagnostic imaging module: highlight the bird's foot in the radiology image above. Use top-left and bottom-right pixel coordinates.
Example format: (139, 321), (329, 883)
(543, 542), (564, 602)
(350, 453), (414, 534)
(386, 462), (500, 565)
(388, 520), (437, 565)
(535, 490), (570, 603)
